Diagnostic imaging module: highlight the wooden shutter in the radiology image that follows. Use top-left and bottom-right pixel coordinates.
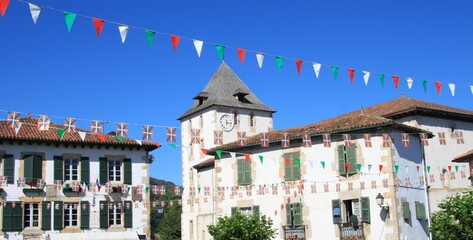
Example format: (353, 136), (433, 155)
(402, 201), (411, 221)
(33, 155), (42, 181)
(284, 153), (292, 181)
(294, 203), (302, 226)
(361, 197), (370, 223)
(99, 201), (109, 229)
(3, 154), (14, 184)
(12, 202), (22, 231)
(124, 201), (133, 228)
(123, 158), (132, 184)
(286, 203), (292, 226)
(237, 159), (244, 185)
(53, 201), (63, 230)
(253, 205), (260, 219)
(54, 156), (63, 181)
(346, 144), (357, 174)
(415, 202), (426, 220)
(332, 199), (342, 224)
(24, 155), (34, 182)
(80, 157), (90, 184)
(99, 157), (108, 185)
(231, 207), (237, 216)
(80, 201), (90, 230)
(3, 201), (13, 231)
(292, 153), (301, 180)
(42, 201), (51, 231)
(244, 159), (251, 185)
(338, 146), (346, 175)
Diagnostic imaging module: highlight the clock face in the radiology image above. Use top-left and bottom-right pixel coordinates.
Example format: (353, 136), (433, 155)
(219, 114), (234, 132)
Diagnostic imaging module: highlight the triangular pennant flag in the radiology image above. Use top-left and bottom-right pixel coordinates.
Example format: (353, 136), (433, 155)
(455, 165), (459, 172)
(406, 78), (413, 89)
(435, 82), (442, 95)
(193, 39), (203, 57)
(470, 86), (473, 95)
(313, 63), (321, 79)
(0, 0), (9, 17)
(357, 164), (362, 172)
(97, 134), (106, 142)
(422, 80), (427, 93)
(136, 139), (142, 145)
(379, 164), (384, 172)
(230, 152), (236, 160)
(118, 25), (129, 43)
(405, 166), (409, 174)
(256, 52), (264, 68)
(285, 158), (290, 166)
(14, 122), (22, 135)
(64, 12), (77, 32)
(395, 165), (399, 173)
(320, 161), (325, 169)
(296, 159), (301, 168)
(244, 154), (251, 163)
(362, 71), (370, 85)
(216, 150), (222, 159)
(347, 69), (355, 84)
(295, 60), (303, 75)
(28, 3), (41, 24)
(117, 136), (123, 143)
(170, 35), (180, 52)
(272, 157), (277, 165)
(392, 76), (399, 89)
(276, 56), (284, 71)
(345, 163), (350, 171)
(448, 83), (455, 96)
(237, 48), (246, 64)
(448, 166), (452, 172)
(416, 165), (420, 172)
(259, 156), (263, 164)
(169, 143), (177, 149)
(145, 30), (156, 49)
(331, 66), (339, 80)
(78, 131), (86, 141)
(57, 128), (65, 141)
(378, 74), (385, 87)
(368, 164), (372, 172)
(427, 166), (431, 173)
(201, 149), (208, 155)
(215, 45), (225, 61)
(92, 18), (105, 38)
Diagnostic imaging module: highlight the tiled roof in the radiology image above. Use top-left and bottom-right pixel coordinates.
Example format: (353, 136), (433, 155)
(0, 117), (159, 151)
(178, 62), (275, 120)
(452, 150), (473, 163)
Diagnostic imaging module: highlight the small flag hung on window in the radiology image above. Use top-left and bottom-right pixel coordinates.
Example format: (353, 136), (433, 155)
(90, 120), (103, 134)
(455, 131), (464, 144)
(323, 134), (331, 148)
(166, 127), (177, 142)
(7, 112), (20, 129)
(382, 134), (391, 147)
(191, 129), (200, 144)
(213, 130), (223, 145)
(142, 125), (153, 141)
(238, 132), (246, 146)
(402, 133), (410, 147)
(364, 134), (372, 147)
(260, 132), (269, 147)
(116, 123), (128, 137)
(173, 186), (181, 195)
(302, 134), (311, 148)
(438, 132), (446, 145)
(420, 133), (429, 146)
(281, 133), (290, 148)
(343, 134), (352, 147)
(37, 115), (50, 131)
(64, 118), (76, 133)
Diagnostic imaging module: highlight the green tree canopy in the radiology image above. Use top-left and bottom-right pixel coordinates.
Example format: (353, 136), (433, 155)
(208, 211), (277, 240)
(157, 205), (182, 240)
(431, 191), (473, 240)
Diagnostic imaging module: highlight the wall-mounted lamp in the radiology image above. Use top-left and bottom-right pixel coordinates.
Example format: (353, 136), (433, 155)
(376, 193), (390, 219)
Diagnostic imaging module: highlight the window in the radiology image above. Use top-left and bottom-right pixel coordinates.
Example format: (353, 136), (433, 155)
(286, 203), (302, 226)
(64, 159), (79, 181)
(237, 158), (251, 186)
(249, 112), (255, 127)
(109, 203), (122, 226)
(64, 203), (78, 227)
(402, 201), (411, 222)
(284, 152), (301, 181)
(332, 198), (370, 224)
(109, 160), (121, 182)
(233, 111), (239, 126)
(338, 144), (357, 175)
(24, 155), (42, 184)
(231, 205), (260, 218)
(415, 202), (426, 220)
(3, 201), (22, 231)
(24, 203), (39, 228)
(3, 154), (14, 184)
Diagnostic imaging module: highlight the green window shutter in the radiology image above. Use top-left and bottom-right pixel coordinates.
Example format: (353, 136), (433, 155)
(42, 201), (51, 231)
(12, 202), (22, 231)
(402, 201), (411, 221)
(415, 202), (426, 220)
(24, 155), (34, 182)
(286, 203), (292, 226)
(338, 146), (346, 175)
(292, 153), (301, 180)
(99, 157), (108, 185)
(54, 156), (63, 181)
(123, 158), (132, 185)
(332, 199), (342, 224)
(294, 204), (302, 226)
(231, 207), (237, 216)
(33, 155), (42, 181)
(237, 159), (244, 185)
(361, 197), (371, 223)
(80, 157), (90, 184)
(253, 205), (260, 219)
(124, 201), (133, 228)
(99, 201), (109, 229)
(346, 144), (357, 174)
(80, 201), (90, 230)
(244, 159), (251, 185)
(3, 201), (13, 231)
(3, 154), (14, 184)
(284, 153), (292, 181)
(54, 201), (63, 230)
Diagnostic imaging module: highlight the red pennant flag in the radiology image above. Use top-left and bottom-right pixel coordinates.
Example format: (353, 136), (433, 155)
(244, 154), (251, 163)
(416, 166), (420, 172)
(448, 166), (452, 172)
(171, 35), (181, 52)
(295, 59), (303, 75)
(201, 149), (208, 155)
(347, 68), (355, 84)
(97, 134), (106, 142)
(392, 76), (399, 89)
(153, 142), (161, 148)
(379, 164), (384, 172)
(435, 82), (442, 95)
(0, 0), (9, 17)
(345, 163), (351, 171)
(285, 158), (290, 166)
(92, 18), (105, 38)
(237, 48), (246, 64)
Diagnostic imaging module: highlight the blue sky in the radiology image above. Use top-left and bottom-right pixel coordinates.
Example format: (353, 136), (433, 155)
(1, 0), (472, 185)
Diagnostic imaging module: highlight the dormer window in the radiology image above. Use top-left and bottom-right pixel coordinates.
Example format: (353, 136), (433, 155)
(193, 92), (209, 106)
(233, 88), (251, 104)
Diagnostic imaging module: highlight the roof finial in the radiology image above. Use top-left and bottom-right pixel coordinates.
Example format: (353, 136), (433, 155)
(360, 106), (364, 115)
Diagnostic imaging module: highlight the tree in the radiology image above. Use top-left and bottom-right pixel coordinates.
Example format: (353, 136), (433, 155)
(157, 205), (182, 240)
(208, 211), (277, 240)
(430, 191), (473, 240)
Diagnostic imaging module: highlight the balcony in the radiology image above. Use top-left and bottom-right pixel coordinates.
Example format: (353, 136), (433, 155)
(338, 223), (364, 240)
(283, 225), (305, 240)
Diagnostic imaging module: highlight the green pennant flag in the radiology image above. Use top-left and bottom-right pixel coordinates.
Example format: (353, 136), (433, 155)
(65, 183), (70, 189)
(395, 165), (399, 173)
(198, 187), (201, 193)
(117, 136), (124, 143)
(145, 30), (155, 49)
(427, 166), (431, 173)
(331, 66), (339, 80)
(57, 128), (65, 141)
(296, 159), (301, 167)
(455, 165), (459, 172)
(321, 161), (325, 169)
(215, 45), (225, 61)
(146, 187), (149, 193)
(422, 80), (427, 93)
(64, 12), (76, 32)
(378, 74), (385, 87)
(181, 186), (184, 193)
(276, 56), (284, 71)
(216, 150), (222, 159)
(169, 143), (177, 149)
(357, 164), (362, 172)
(259, 156), (263, 164)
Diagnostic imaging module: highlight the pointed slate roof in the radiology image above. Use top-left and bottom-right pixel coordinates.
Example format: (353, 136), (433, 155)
(178, 62), (275, 120)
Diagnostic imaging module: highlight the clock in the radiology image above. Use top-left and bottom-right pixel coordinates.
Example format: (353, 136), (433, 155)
(219, 114), (234, 132)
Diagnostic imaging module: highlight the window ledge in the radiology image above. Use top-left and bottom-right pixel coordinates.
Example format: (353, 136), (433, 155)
(62, 226), (81, 233)
(107, 225), (126, 232)
(21, 227), (43, 235)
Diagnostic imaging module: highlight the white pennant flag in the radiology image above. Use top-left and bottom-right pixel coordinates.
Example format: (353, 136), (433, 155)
(406, 78), (413, 89)
(362, 71), (370, 85)
(135, 140), (142, 145)
(312, 63), (321, 79)
(28, 3), (41, 24)
(256, 53), (264, 68)
(271, 157), (277, 165)
(448, 83), (455, 96)
(405, 166), (409, 174)
(309, 160), (314, 169)
(471, 86), (473, 95)
(193, 40), (203, 58)
(118, 25), (129, 43)
(230, 152), (236, 160)
(14, 122), (22, 135)
(78, 131), (87, 141)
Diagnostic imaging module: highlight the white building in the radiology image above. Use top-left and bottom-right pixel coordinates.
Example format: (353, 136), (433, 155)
(0, 116), (159, 240)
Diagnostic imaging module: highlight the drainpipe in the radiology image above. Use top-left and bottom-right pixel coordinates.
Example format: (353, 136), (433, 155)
(420, 142), (433, 239)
